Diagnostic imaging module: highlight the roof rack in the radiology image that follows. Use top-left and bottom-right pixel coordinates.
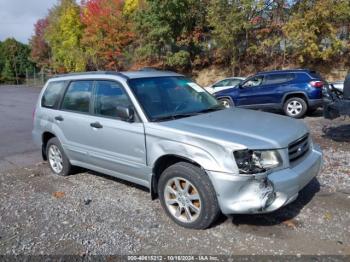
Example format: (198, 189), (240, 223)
(257, 68), (311, 74)
(51, 71), (129, 80)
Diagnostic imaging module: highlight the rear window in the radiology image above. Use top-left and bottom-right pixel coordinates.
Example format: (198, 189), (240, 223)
(61, 81), (93, 113)
(264, 73), (295, 85)
(41, 81), (66, 109)
(308, 71), (323, 80)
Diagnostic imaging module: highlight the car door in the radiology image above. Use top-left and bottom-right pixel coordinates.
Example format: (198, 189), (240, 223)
(87, 80), (147, 183)
(259, 73), (295, 104)
(236, 75), (265, 106)
(57, 80), (95, 163)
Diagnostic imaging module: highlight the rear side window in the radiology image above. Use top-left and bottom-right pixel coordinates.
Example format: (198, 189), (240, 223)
(227, 79), (242, 86)
(41, 81), (66, 109)
(61, 81), (93, 113)
(94, 80), (131, 118)
(213, 79), (230, 87)
(308, 71), (323, 80)
(264, 74), (295, 85)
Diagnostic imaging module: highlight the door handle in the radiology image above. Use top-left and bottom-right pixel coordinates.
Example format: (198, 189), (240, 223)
(54, 116), (64, 121)
(90, 122), (103, 129)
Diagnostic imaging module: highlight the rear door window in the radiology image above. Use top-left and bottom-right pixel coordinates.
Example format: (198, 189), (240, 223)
(227, 79), (242, 86)
(264, 74), (295, 85)
(61, 81), (93, 113)
(213, 79), (230, 87)
(41, 81), (67, 109)
(93, 80), (132, 118)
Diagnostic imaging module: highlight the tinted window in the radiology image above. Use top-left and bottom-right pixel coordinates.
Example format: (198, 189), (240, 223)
(41, 81), (66, 108)
(94, 81), (131, 118)
(242, 76), (264, 88)
(264, 73), (294, 85)
(61, 81), (93, 113)
(308, 71), (322, 80)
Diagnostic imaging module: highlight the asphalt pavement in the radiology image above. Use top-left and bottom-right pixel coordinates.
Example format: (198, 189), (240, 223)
(0, 85), (42, 171)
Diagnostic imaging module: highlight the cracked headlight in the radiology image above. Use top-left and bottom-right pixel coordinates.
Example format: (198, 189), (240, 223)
(233, 149), (282, 174)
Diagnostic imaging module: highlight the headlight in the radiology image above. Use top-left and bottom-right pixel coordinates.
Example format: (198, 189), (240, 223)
(233, 149), (282, 174)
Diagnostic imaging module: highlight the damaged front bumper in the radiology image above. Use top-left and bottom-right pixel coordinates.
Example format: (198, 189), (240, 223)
(207, 145), (322, 214)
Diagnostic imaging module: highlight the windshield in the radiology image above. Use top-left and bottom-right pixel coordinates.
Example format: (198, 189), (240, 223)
(128, 76), (221, 121)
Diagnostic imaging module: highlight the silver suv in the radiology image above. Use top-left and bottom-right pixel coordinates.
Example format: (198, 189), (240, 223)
(32, 71), (323, 229)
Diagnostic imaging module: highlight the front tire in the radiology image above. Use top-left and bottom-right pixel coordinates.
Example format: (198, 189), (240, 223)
(46, 137), (73, 176)
(158, 162), (220, 229)
(283, 97), (308, 118)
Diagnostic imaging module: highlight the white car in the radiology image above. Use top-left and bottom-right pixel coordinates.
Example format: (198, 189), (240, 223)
(204, 77), (245, 94)
(331, 81), (344, 93)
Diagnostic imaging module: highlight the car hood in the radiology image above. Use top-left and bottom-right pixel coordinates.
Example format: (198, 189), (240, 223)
(152, 108), (309, 149)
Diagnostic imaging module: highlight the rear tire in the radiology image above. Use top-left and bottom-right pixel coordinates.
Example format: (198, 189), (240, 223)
(283, 97), (308, 118)
(46, 137), (73, 176)
(158, 162), (220, 229)
(219, 98), (234, 108)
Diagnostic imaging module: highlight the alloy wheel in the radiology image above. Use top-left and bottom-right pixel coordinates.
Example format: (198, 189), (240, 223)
(287, 100), (303, 116)
(164, 177), (202, 223)
(48, 144), (63, 174)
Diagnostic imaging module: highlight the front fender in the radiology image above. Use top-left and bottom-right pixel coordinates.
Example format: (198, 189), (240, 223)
(146, 132), (240, 174)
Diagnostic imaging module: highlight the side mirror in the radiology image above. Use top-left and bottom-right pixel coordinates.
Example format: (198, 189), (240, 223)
(116, 105), (134, 122)
(237, 83), (243, 89)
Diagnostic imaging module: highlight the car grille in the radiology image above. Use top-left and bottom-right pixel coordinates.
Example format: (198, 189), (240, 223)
(288, 134), (310, 162)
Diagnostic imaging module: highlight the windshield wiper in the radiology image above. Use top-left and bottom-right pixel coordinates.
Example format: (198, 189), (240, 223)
(152, 113), (196, 122)
(152, 105), (223, 122)
(194, 104), (224, 114)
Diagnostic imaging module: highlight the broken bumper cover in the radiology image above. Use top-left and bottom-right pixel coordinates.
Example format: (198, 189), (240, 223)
(207, 145), (322, 214)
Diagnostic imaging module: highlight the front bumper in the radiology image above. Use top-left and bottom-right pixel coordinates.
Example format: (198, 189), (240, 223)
(207, 145), (322, 214)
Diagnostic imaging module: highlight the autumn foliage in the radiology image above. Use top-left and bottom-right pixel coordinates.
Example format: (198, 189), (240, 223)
(28, 0), (350, 74)
(81, 0), (134, 70)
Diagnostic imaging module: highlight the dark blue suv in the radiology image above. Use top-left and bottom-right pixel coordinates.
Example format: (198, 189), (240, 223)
(215, 69), (324, 118)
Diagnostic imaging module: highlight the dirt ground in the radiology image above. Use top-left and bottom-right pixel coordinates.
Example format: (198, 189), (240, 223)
(0, 111), (349, 256)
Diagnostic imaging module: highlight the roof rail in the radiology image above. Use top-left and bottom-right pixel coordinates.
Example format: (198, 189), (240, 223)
(51, 71), (129, 80)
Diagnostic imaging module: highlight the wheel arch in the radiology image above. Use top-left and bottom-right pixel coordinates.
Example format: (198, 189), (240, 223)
(150, 154), (203, 199)
(42, 131), (56, 160)
(282, 92), (309, 105)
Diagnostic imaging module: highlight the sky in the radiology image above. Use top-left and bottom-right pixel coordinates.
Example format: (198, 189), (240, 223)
(0, 0), (57, 43)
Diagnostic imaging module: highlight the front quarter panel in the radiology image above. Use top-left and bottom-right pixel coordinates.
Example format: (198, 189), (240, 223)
(145, 124), (243, 174)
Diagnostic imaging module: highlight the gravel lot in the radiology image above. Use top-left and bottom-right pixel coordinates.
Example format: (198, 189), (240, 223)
(0, 108), (349, 256)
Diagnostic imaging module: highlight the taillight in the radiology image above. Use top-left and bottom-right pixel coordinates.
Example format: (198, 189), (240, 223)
(310, 81), (323, 88)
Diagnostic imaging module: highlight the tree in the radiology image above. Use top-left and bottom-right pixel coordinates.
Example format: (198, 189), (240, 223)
(283, 0), (350, 64)
(0, 38), (34, 84)
(45, 0), (86, 72)
(81, 0), (134, 70)
(1, 60), (14, 82)
(134, 0), (209, 69)
(30, 18), (51, 69)
(208, 0), (259, 72)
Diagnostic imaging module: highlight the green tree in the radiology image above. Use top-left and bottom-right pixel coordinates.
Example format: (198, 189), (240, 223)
(134, 0), (209, 69)
(284, 0), (350, 64)
(0, 38), (34, 84)
(208, 0), (260, 72)
(1, 60), (14, 83)
(45, 0), (86, 72)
